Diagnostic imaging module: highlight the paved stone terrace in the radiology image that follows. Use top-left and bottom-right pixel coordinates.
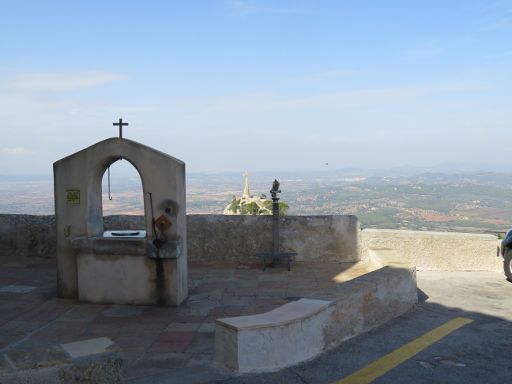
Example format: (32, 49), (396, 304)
(0, 259), (372, 382)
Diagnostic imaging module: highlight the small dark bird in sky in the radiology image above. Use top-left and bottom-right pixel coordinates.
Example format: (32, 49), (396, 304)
(325, 163), (329, 166)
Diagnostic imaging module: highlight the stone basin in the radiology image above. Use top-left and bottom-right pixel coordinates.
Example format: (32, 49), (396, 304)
(70, 236), (183, 305)
(103, 230), (146, 238)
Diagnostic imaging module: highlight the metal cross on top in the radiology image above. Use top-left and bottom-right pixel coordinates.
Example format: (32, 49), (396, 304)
(113, 118), (129, 138)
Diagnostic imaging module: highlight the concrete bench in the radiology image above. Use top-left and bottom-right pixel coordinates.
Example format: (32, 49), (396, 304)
(214, 298), (334, 373)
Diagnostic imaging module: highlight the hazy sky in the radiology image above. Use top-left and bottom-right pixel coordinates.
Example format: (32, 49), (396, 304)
(0, 0), (511, 174)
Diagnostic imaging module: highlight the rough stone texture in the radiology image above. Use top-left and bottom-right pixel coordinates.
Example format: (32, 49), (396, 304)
(0, 214), (56, 259)
(323, 264), (418, 349)
(188, 214), (361, 263)
(361, 228), (502, 271)
(0, 214), (142, 260)
(0, 353), (122, 384)
(0, 214), (360, 265)
(103, 215), (145, 230)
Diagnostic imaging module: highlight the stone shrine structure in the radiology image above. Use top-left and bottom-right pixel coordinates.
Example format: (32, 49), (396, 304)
(223, 171), (272, 215)
(53, 134), (187, 305)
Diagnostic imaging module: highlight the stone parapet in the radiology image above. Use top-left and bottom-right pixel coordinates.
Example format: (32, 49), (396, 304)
(0, 214), (361, 264)
(0, 214), (504, 271)
(188, 214), (361, 264)
(0, 214), (56, 259)
(362, 228), (502, 271)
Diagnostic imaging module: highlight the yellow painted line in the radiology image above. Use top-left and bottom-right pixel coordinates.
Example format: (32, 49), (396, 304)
(333, 317), (474, 384)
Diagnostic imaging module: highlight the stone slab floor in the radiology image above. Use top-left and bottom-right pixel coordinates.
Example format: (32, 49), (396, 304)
(2, 259), (511, 384)
(0, 259), (372, 382)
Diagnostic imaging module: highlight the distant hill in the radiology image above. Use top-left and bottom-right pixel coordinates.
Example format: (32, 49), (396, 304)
(2, 170), (512, 234)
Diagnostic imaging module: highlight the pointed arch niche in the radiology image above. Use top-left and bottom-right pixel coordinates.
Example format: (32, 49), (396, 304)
(101, 158), (145, 233)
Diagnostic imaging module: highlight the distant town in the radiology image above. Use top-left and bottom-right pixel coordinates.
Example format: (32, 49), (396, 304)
(2, 169), (512, 234)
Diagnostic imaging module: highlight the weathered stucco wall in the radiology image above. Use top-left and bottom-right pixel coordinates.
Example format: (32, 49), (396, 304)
(0, 214), (504, 271)
(0, 214), (361, 264)
(187, 215), (361, 264)
(361, 228), (502, 272)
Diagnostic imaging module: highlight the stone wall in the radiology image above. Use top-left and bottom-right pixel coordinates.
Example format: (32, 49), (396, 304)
(0, 214), (56, 259)
(0, 214), (144, 259)
(361, 228), (502, 272)
(1, 214), (504, 270)
(187, 215), (361, 264)
(0, 214), (361, 264)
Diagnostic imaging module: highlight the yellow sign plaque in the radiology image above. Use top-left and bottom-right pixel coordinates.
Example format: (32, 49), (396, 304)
(66, 189), (80, 204)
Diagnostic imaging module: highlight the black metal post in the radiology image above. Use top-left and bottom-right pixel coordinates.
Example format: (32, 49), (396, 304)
(255, 179), (296, 271)
(272, 193), (280, 255)
(270, 179), (281, 258)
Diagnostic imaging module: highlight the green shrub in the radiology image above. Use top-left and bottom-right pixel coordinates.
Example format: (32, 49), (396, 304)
(240, 202), (260, 215)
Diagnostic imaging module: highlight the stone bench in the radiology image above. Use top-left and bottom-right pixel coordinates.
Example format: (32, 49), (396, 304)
(214, 298), (334, 373)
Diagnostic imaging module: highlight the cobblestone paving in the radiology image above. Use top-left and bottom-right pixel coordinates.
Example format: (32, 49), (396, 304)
(0, 259), (371, 382)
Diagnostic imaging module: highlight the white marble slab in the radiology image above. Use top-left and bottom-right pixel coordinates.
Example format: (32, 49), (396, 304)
(61, 337), (115, 358)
